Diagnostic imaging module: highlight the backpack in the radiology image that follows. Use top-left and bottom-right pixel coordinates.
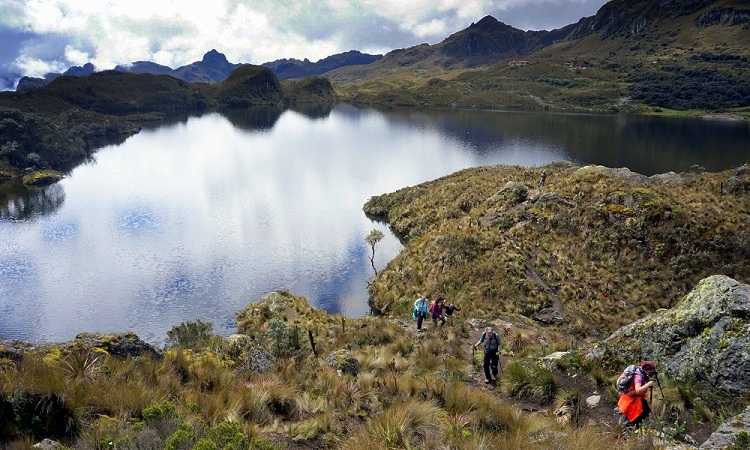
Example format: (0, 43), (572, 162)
(616, 365), (639, 394)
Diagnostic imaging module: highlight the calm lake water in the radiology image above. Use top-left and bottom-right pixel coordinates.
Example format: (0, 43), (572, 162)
(1, 106), (749, 345)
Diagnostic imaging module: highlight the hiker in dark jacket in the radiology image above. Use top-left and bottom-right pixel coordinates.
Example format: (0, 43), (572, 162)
(617, 360), (657, 428)
(443, 301), (461, 324)
(472, 326), (502, 383)
(538, 170), (547, 188)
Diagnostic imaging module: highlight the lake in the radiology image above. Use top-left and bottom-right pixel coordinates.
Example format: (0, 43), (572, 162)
(1, 105), (749, 345)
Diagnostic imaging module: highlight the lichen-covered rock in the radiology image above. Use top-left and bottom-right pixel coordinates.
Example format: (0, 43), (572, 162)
(699, 406), (750, 449)
(572, 165), (653, 185)
(721, 164), (750, 195)
(246, 347), (276, 373)
(591, 275), (750, 395)
(71, 332), (163, 360)
(534, 192), (576, 208)
(650, 171), (684, 185)
(488, 181), (528, 205)
(325, 349), (361, 376)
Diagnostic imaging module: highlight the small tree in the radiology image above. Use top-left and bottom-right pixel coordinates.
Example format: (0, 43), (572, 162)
(365, 229), (384, 276)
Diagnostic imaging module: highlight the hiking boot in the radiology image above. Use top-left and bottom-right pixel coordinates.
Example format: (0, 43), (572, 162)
(484, 379), (490, 384)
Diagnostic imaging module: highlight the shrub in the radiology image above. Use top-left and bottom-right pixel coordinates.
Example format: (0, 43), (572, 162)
(166, 320), (215, 350)
(8, 390), (78, 439)
(207, 420), (249, 450)
(142, 401), (177, 423)
(165, 422), (195, 450)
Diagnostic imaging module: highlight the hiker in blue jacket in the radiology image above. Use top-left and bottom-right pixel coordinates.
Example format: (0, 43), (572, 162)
(413, 294), (430, 332)
(473, 326), (502, 383)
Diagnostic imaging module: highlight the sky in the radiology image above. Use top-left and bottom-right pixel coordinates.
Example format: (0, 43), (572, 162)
(0, 0), (610, 90)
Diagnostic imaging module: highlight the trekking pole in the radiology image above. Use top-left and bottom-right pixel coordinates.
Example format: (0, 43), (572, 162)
(654, 374), (665, 398)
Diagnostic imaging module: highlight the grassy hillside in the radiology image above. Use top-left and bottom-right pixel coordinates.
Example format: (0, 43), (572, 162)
(365, 163), (750, 340)
(4, 288), (744, 449)
(330, 0), (750, 114)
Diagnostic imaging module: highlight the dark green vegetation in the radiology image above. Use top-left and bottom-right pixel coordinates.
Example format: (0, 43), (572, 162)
(365, 163), (750, 339)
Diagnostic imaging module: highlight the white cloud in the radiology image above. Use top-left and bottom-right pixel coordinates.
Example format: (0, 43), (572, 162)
(413, 19), (448, 39)
(64, 45), (89, 65)
(0, 0), (609, 85)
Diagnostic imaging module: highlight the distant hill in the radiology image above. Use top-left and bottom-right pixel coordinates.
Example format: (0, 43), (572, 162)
(262, 50), (381, 81)
(0, 65), (337, 177)
(16, 62), (96, 91)
(331, 0), (750, 112)
(14, 50), (382, 90)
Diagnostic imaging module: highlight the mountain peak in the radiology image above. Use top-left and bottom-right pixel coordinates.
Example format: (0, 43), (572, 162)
(202, 49), (228, 65)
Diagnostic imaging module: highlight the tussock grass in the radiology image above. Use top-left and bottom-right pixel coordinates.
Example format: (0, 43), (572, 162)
(341, 400), (447, 450)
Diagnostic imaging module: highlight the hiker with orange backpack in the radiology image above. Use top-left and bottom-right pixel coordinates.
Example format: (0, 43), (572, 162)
(617, 360), (658, 428)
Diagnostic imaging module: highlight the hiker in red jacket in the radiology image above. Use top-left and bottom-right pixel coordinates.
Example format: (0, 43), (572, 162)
(617, 360), (657, 428)
(429, 296), (446, 328)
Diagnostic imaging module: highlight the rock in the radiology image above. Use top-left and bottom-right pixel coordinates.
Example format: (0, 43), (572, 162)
(539, 351), (569, 370)
(699, 406), (750, 449)
(593, 275), (750, 395)
(534, 192), (576, 208)
(736, 165), (750, 177)
(723, 175), (750, 196)
(492, 181), (528, 205)
(572, 165), (653, 185)
(246, 347), (275, 373)
(325, 349), (361, 376)
(32, 439), (63, 449)
(72, 332), (163, 360)
(585, 395), (601, 408)
(650, 171), (684, 184)
(534, 307), (565, 325)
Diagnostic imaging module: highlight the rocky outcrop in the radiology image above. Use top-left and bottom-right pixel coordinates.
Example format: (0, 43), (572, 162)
(488, 181), (528, 205)
(71, 332), (163, 360)
(590, 275), (750, 395)
(699, 406), (750, 449)
(246, 347), (276, 374)
(698, 7), (750, 27)
(572, 165), (653, 185)
(722, 165), (750, 196)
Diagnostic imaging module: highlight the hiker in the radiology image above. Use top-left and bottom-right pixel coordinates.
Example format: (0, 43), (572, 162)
(430, 296), (446, 328)
(617, 360), (658, 429)
(444, 302), (461, 323)
(538, 170), (547, 188)
(413, 295), (429, 332)
(472, 326), (502, 383)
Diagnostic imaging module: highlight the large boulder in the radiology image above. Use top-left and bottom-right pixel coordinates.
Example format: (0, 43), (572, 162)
(590, 275), (750, 395)
(571, 165), (653, 185)
(699, 406), (750, 449)
(722, 164), (750, 196)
